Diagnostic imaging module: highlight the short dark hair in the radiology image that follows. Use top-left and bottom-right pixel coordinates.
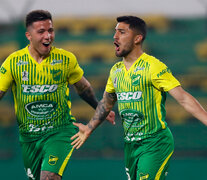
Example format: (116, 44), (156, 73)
(117, 16), (147, 42)
(26, 10), (52, 28)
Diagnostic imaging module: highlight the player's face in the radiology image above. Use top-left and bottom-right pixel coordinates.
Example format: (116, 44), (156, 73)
(113, 22), (136, 57)
(26, 19), (55, 57)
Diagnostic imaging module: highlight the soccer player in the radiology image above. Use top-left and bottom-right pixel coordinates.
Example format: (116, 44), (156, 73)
(71, 16), (207, 180)
(0, 10), (115, 180)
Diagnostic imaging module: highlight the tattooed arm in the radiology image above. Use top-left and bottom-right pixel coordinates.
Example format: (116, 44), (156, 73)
(73, 76), (98, 109)
(71, 91), (117, 149)
(0, 90), (5, 100)
(74, 76), (115, 124)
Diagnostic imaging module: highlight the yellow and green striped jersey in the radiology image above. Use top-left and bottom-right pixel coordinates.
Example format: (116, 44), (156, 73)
(0, 45), (83, 141)
(105, 53), (180, 142)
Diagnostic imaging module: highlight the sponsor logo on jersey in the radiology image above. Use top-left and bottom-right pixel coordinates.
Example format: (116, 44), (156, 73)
(134, 66), (145, 72)
(16, 60), (29, 66)
(22, 71), (29, 81)
(131, 74), (141, 86)
(48, 155), (59, 165)
(28, 122), (54, 131)
(25, 100), (57, 117)
(50, 59), (63, 65)
(157, 67), (171, 78)
(22, 84), (58, 94)
(114, 68), (122, 74)
(0, 66), (7, 74)
(51, 69), (62, 81)
(117, 91), (142, 102)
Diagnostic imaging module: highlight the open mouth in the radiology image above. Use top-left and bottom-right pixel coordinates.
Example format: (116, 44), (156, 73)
(42, 42), (50, 47)
(114, 42), (120, 51)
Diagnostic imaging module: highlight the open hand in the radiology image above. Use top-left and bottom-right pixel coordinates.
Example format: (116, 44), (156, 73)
(71, 122), (92, 149)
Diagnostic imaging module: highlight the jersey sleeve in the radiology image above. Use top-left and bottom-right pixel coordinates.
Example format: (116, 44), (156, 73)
(105, 69), (116, 93)
(0, 57), (13, 92)
(67, 52), (84, 84)
(151, 59), (180, 92)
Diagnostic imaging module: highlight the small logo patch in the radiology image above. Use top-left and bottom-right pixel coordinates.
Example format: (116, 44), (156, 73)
(50, 59), (63, 65)
(131, 74), (141, 86)
(139, 173), (149, 180)
(17, 60), (29, 66)
(22, 71), (29, 81)
(113, 77), (117, 88)
(48, 155), (59, 165)
(0, 66), (7, 74)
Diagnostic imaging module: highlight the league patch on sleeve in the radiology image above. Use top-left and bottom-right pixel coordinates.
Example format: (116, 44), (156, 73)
(0, 66), (7, 74)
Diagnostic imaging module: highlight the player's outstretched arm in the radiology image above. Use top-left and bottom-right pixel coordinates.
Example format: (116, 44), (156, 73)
(71, 91), (117, 149)
(73, 76), (115, 125)
(169, 86), (207, 126)
(0, 90), (5, 100)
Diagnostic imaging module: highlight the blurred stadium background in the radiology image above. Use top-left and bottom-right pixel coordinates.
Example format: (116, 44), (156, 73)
(0, 0), (207, 179)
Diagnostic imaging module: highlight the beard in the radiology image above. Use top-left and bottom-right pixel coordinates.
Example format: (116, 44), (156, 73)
(115, 42), (134, 57)
(115, 48), (132, 57)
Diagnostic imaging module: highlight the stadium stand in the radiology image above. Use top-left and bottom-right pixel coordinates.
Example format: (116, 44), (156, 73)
(0, 16), (207, 163)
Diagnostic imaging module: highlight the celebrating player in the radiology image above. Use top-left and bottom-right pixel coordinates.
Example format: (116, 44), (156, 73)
(0, 10), (115, 180)
(71, 16), (207, 180)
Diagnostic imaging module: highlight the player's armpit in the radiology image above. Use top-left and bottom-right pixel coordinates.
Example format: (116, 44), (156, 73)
(0, 90), (5, 100)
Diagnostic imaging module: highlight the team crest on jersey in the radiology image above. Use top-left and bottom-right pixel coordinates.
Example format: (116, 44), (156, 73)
(51, 69), (62, 81)
(48, 155), (59, 165)
(113, 77), (118, 88)
(139, 173), (149, 180)
(22, 71), (29, 81)
(131, 74), (141, 86)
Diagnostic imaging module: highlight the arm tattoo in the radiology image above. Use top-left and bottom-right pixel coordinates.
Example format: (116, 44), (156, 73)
(87, 92), (117, 131)
(0, 91), (5, 100)
(74, 77), (98, 109)
(87, 100), (108, 131)
(78, 85), (98, 109)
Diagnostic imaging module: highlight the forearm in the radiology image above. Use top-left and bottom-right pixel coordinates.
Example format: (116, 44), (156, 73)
(78, 85), (98, 109)
(74, 76), (98, 109)
(87, 99), (111, 132)
(169, 86), (207, 125)
(179, 93), (207, 125)
(87, 91), (116, 132)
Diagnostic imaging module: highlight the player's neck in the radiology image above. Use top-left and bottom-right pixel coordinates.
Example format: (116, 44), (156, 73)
(28, 45), (48, 64)
(123, 49), (143, 70)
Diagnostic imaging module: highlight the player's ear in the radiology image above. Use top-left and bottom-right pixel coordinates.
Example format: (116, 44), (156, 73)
(134, 35), (143, 44)
(25, 31), (31, 41)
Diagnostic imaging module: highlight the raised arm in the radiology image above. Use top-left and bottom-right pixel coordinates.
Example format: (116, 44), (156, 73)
(0, 90), (5, 100)
(71, 91), (117, 149)
(168, 86), (207, 126)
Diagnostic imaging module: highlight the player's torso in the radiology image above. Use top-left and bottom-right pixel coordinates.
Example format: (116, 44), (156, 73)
(110, 55), (166, 142)
(10, 47), (75, 138)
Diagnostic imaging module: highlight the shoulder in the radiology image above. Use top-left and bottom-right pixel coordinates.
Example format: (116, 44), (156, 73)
(6, 47), (28, 59)
(143, 53), (167, 69)
(110, 61), (123, 71)
(51, 47), (77, 59)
